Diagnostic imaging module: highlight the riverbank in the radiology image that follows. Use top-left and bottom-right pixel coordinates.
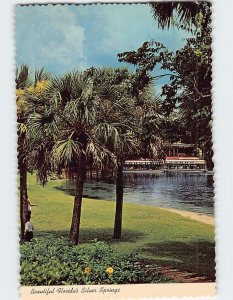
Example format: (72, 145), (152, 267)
(26, 173), (215, 280)
(160, 208), (214, 226)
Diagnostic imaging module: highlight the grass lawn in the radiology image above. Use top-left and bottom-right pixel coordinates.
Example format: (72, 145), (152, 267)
(26, 173), (215, 280)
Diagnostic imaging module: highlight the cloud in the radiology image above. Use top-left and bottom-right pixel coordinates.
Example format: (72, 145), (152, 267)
(75, 4), (160, 60)
(77, 4), (191, 55)
(73, 3), (192, 69)
(16, 4), (193, 74)
(88, 4), (155, 53)
(16, 5), (86, 73)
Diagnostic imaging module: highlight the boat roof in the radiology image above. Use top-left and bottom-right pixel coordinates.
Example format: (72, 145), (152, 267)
(165, 143), (195, 148)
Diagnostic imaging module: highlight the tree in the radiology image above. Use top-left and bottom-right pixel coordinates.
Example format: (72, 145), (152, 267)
(161, 31), (213, 168)
(118, 1), (213, 169)
(150, 1), (211, 33)
(51, 71), (117, 244)
(25, 75), (59, 186)
(87, 67), (165, 239)
(16, 66), (53, 240)
(150, 1), (213, 168)
(84, 67), (140, 239)
(16, 65), (30, 240)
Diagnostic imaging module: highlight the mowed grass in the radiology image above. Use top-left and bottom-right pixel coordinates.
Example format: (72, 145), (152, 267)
(27, 173), (215, 280)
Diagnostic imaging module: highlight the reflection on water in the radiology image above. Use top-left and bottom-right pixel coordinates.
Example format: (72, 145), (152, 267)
(61, 173), (214, 216)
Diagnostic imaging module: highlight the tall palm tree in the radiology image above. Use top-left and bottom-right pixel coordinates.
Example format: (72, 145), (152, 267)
(16, 65), (31, 240)
(51, 71), (117, 244)
(16, 65), (52, 240)
(86, 67), (141, 239)
(89, 67), (164, 239)
(111, 88), (164, 240)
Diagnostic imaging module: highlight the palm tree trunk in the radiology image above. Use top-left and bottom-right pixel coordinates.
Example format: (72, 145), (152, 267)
(19, 159), (28, 241)
(113, 162), (124, 239)
(70, 155), (86, 244)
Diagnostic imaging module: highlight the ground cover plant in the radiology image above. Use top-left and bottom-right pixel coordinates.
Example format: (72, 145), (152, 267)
(20, 174), (215, 284)
(21, 238), (170, 285)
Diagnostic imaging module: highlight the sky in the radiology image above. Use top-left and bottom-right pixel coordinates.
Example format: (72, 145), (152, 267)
(16, 3), (192, 91)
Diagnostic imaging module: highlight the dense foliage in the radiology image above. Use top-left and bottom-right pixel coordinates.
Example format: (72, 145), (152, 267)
(150, 2), (211, 32)
(17, 66), (164, 243)
(118, 2), (213, 169)
(20, 237), (170, 285)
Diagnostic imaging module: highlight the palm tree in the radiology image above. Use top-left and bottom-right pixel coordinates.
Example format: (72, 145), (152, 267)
(86, 67), (141, 239)
(16, 65), (32, 240)
(95, 96), (139, 240)
(51, 71), (117, 244)
(16, 65), (52, 240)
(150, 2), (211, 31)
(111, 88), (164, 240)
(89, 67), (164, 239)
(26, 78), (59, 185)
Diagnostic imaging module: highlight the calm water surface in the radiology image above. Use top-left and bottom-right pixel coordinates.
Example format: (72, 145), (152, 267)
(61, 173), (214, 216)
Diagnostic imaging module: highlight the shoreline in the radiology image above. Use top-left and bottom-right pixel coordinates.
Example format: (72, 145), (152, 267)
(159, 207), (214, 226)
(84, 197), (215, 226)
(85, 197), (215, 226)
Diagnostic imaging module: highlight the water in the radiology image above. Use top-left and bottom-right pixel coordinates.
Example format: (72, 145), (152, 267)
(60, 173), (214, 216)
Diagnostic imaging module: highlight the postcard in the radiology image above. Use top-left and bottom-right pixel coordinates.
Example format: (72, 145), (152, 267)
(16, 2), (215, 299)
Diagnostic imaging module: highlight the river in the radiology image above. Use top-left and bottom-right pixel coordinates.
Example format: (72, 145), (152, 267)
(59, 172), (214, 216)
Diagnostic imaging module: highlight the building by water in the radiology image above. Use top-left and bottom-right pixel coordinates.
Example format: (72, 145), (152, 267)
(124, 143), (206, 171)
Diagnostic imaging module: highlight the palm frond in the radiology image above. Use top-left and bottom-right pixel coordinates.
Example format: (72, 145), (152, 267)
(34, 67), (51, 85)
(27, 144), (52, 186)
(15, 64), (30, 90)
(86, 139), (117, 170)
(52, 137), (82, 168)
(119, 131), (140, 157)
(150, 2), (211, 31)
(18, 122), (27, 135)
(93, 123), (122, 150)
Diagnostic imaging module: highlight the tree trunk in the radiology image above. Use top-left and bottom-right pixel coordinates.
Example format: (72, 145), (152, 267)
(113, 162), (124, 239)
(19, 160), (28, 241)
(205, 147), (214, 171)
(70, 155), (86, 244)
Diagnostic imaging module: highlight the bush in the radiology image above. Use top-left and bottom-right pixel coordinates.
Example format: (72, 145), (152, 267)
(20, 236), (170, 285)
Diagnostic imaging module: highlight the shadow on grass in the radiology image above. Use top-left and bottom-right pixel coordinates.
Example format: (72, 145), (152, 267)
(142, 240), (216, 281)
(35, 231), (215, 280)
(36, 228), (145, 244)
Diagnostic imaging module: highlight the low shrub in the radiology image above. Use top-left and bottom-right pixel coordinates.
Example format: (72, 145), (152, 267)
(20, 236), (170, 285)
